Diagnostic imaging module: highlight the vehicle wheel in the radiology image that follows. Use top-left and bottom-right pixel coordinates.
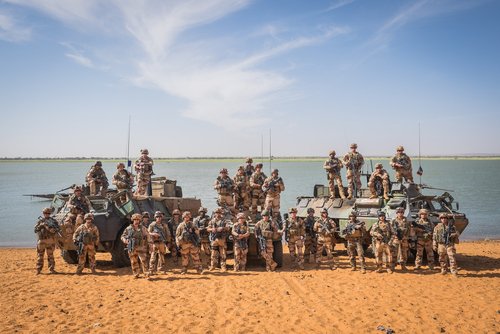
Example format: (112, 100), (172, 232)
(273, 241), (283, 267)
(111, 237), (130, 267)
(61, 249), (78, 264)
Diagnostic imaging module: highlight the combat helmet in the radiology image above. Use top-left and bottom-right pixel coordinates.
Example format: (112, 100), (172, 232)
(375, 163), (383, 169)
(220, 168), (228, 174)
(289, 207), (298, 213)
(246, 157), (253, 163)
(116, 162), (125, 169)
(94, 161), (102, 167)
(307, 208), (315, 214)
(377, 211), (386, 217)
(141, 149), (149, 155)
(261, 210), (270, 217)
(154, 211), (163, 218)
(329, 150), (336, 156)
(272, 169), (279, 174)
(84, 213), (94, 220)
(419, 209), (429, 215)
(198, 207), (207, 213)
(396, 145), (404, 151)
(142, 212), (150, 219)
(236, 213), (246, 220)
(42, 207), (52, 214)
(131, 213), (142, 220)
(255, 163), (263, 169)
(182, 211), (191, 219)
(350, 143), (358, 149)
(172, 209), (181, 216)
(321, 208), (328, 215)
(439, 213), (449, 219)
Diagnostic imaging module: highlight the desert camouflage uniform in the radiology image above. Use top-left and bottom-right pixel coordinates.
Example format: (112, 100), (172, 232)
(194, 213), (211, 266)
(207, 217), (231, 271)
(314, 218), (337, 269)
(73, 222), (100, 274)
(390, 153), (413, 183)
(86, 166), (109, 196)
(68, 193), (91, 223)
(323, 157), (346, 199)
(254, 219), (279, 271)
(303, 215), (317, 263)
(134, 156), (154, 195)
(262, 175), (285, 215)
(233, 172), (250, 211)
(414, 218), (435, 268)
(343, 152), (364, 198)
(214, 175), (234, 207)
(121, 225), (150, 276)
(244, 164), (255, 178)
(371, 220), (394, 272)
(433, 222), (460, 274)
(61, 213), (78, 244)
(176, 221), (202, 273)
(368, 167), (390, 199)
(249, 170), (267, 214)
(113, 169), (133, 190)
(344, 220), (366, 271)
(284, 216), (305, 269)
(141, 218), (152, 265)
(34, 216), (58, 273)
(390, 216), (410, 268)
(232, 221), (250, 271)
(148, 221), (171, 274)
(168, 217), (182, 264)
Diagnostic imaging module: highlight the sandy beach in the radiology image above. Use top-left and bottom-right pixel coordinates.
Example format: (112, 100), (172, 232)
(1, 241), (499, 334)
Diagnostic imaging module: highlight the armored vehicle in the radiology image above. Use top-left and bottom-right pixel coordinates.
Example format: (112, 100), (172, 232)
(51, 177), (201, 267)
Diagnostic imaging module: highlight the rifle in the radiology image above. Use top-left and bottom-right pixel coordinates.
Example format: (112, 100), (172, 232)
(196, 216), (209, 238)
(305, 217), (317, 253)
(40, 216), (63, 238)
(75, 233), (84, 255)
(349, 155), (358, 198)
(235, 224), (248, 249)
(126, 228), (135, 253)
(153, 224), (167, 246)
(262, 177), (282, 194)
(325, 159), (340, 175)
(396, 156), (409, 169)
(320, 220), (333, 236)
(444, 222), (454, 246)
(219, 178), (233, 191)
(185, 224), (200, 247)
(342, 221), (364, 237)
(284, 221), (289, 242)
(257, 235), (267, 252)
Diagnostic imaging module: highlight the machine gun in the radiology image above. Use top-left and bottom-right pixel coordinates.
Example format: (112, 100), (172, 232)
(75, 233), (84, 256)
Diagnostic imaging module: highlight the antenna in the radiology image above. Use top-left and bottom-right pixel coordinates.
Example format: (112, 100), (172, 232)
(269, 128), (272, 174)
(127, 115), (132, 172)
(261, 133), (264, 164)
(417, 122), (424, 184)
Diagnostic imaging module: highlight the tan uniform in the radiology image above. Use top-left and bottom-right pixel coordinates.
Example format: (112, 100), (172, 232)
(168, 218), (182, 264)
(390, 153), (413, 183)
(194, 214), (211, 265)
(254, 219), (279, 271)
(214, 176), (234, 207)
(134, 156), (154, 195)
(121, 225), (150, 276)
(368, 168), (390, 198)
(233, 173), (250, 211)
(34, 217), (58, 273)
(86, 166), (108, 196)
(323, 157), (345, 199)
(433, 223), (460, 274)
(262, 176), (285, 214)
(414, 218), (434, 268)
(112, 169), (133, 190)
(390, 217), (410, 267)
(284, 217), (305, 268)
(303, 216), (317, 263)
(343, 152), (364, 198)
(176, 221), (202, 272)
(68, 194), (91, 215)
(249, 171), (267, 213)
(232, 222), (250, 271)
(148, 221), (171, 274)
(314, 218), (337, 269)
(343, 220), (366, 270)
(73, 223), (100, 273)
(207, 218), (231, 270)
(370, 220), (394, 271)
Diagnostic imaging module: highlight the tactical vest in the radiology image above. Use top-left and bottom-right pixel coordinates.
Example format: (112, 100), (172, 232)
(234, 223), (249, 249)
(346, 220), (363, 239)
(373, 222), (391, 243)
(131, 228), (145, 246)
(217, 177), (233, 195)
(260, 220), (274, 239)
(317, 219), (333, 237)
(287, 219), (301, 237)
(211, 219), (227, 240)
(415, 219), (433, 240)
(304, 217), (315, 237)
(434, 223), (458, 244)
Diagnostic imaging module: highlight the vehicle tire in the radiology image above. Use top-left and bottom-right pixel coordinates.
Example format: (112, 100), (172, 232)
(273, 241), (283, 267)
(111, 237), (130, 267)
(61, 249), (78, 264)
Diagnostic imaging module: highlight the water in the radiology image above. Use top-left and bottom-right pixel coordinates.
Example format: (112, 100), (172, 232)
(1, 159), (499, 246)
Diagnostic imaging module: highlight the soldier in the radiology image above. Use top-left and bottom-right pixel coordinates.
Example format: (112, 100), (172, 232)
(433, 214), (460, 275)
(86, 161), (109, 196)
(232, 213), (250, 271)
(167, 209), (182, 265)
(390, 207), (411, 271)
(148, 211), (172, 275)
(249, 163), (267, 215)
(214, 168), (234, 207)
(67, 186), (91, 225)
(368, 163), (391, 200)
(233, 166), (250, 211)
(283, 208), (305, 270)
(262, 169), (285, 219)
(313, 208), (337, 270)
(303, 208), (317, 264)
(112, 162), (134, 191)
(244, 157), (255, 177)
(207, 207), (231, 272)
(141, 212), (152, 265)
(73, 213), (100, 275)
(194, 207), (211, 266)
(413, 209), (435, 270)
(254, 210), (279, 272)
(176, 211), (203, 274)
(323, 150), (346, 199)
(343, 143), (364, 199)
(34, 207), (59, 275)
(390, 145), (414, 183)
(134, 148), (154, 196)
(343, 211), (366, 273)
(121, 213), (150, 278)
(370, 211), (394, 273)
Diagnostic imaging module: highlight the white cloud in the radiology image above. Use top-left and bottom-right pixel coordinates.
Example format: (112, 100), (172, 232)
(0, 10), (31, 42)
(325, 0), (355, 12)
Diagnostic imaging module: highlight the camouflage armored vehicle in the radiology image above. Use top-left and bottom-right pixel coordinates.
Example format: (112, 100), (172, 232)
(51, 177), (201, 267)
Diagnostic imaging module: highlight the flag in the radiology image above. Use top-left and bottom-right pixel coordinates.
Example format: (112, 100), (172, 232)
(417, 166), (423, 176)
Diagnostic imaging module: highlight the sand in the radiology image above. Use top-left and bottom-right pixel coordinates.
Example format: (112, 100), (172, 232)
(1, 241), (499, 334)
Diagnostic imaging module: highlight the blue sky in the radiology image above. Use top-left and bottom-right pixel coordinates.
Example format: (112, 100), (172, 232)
(1, 0), (499, 158)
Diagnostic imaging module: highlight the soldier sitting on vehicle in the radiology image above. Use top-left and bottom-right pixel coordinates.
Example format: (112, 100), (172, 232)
(368, 163), (391, 200)
(112, 162), (134, 191)
(86, 161), (109, 196)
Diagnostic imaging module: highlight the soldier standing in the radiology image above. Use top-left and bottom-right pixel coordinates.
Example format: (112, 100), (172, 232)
(249, 163), (267, 215)
(313, 208), (337, 270)
(254, 210), (278, 272)
(303, 208), (317, 264)
(214, 168), (234, 207)
(433, 214), (460, 275)
(370, 212), (394, 273)
(390, 207), (410, 271)
(284, 208), (305, 270)
(207, 207), (231, 272)
(343, 212), (366, 273)
(134, 148), (154, 196)
(148, 211), (172, 275)
(233, 166), (250, 211)
(390, 146), (414, 183)
(73, 213), (100, 275)
(176, 211), (203, 274)
(262, 169), (285, 219)
(121, 213), (150, 278)
(244, 157), (255, 177)
(414, 209), (435, 270)
(68, 186), (91, 226)
(368, 163), (391, 200)
(167, 209), (182, 265)
(112, 162), (134, 191)
(193, 207), (211, 266)
(343, 143), (364, 199)
(141, 212), (152, 265)
(34, 207), (59, 275)
(323, 150), (346, 199)
(232, 213), (250, 271)
(86, 161), (109, 196)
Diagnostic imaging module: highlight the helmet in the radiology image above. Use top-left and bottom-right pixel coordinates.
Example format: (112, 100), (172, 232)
(198, 207), (207, 213)
(42, 207), (52, 214)
(255, 163), (263, 169)
(289, 207), (297, 213)
(84, 213), (94, 220)
(172, 209), (181, 216)
(246, 157), (253, 163)
(396, 207), (405, 213)
(377, 211), (386, 217)
(117, 162), (125, 169)
(439, 213), (449, 219)
(214, 207), (223, 214)
(321, 208), (328, 215)
(94, 161), (102, 167)
(182, 211), (191, 219)
(396, 145), (404, 151)
(261, 210), (270, 217)
(142, 212), (150, 218)
(141, 149), (149, 154)
(329, 150), (336, 156)
(272, 169), (279, 174)
(74, 186), (82, 192)
(131, 213), (142, 220)
(154, 211), (163, 218)
(307, 208), (315, 214)
(220, 168), (228, 174)
(238, 165), (244, 171)
(350, 143), (358, 149)
(236, 213), (245, 219)
(349, 211), (357, 218)
(419, 209), (429, 215)
(375, 163), (383, 169)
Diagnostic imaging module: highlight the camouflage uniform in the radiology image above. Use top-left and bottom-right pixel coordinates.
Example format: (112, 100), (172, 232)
(68, 189), (91, 223)
(254, 213), (279, 272)
(34, 209), (59, 274)
(313, 213), (337, 270)
(343, 215), (366, 272)
(176, 214), (203, 274)
(343, 144), (364, 199)
(389, 212), (410, 270)
(284, 209), (305, 269)
(134, 149), (154, 196)
(262, 170), (285, 217)
(121, 221), (150, 277)
(244, 158), (255, 178)
(233, 167), (250, 211)
(112, 163), (134, 190)
(323, 151), (346, 199)
(303, 211), (317, 263)
(167, 213), (182, 264)
(390, 146), (413, 183)
(193, 209), (211, 266)
(148, 215), (172, 274)
(414, 212), (435, 269)
(207, 214), (231, 271)
(370, 216), (394, 273)
(249, 164), (267, 214)
(232, 213), (250, 271)
(368, 164), (390, 200)
(433, 215), (460, 275)
(214, 169), (234, 207)
(141, 213), (152, 266)
(86, 161), (109, 196)
(73, 215), (100, 274)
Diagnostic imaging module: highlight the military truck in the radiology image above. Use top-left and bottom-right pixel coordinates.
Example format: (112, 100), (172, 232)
(51, 177), (201, 267)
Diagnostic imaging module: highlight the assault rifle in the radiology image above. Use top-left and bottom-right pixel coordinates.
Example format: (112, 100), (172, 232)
(257, 234), (267, 252)
(39, 216), (63, 238)
(395, 157), (409, 170)
(185, 225), (200, 247)
(444, 222), (454, 246)
(126, 228), (135, 253)
(75, 233), (84, 255)
(235, 224), (248, 249)
(342, 221), (364, 237)
(320, 220), (334, 236)
(325, 159), (340, 175)
(153, 224), (167, 246)
(262, 177), (282, 194)
(219, 178), (233, 191)
(196, 216), (209, 238)
(304, 217), (317, 253)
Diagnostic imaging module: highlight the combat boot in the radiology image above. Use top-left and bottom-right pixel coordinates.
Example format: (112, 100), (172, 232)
(400, 264), (408, 271)
(197, 266), (203, 274)
(451, 270), (458, 276)
(387, 267), (393, 274)
(271, 262), (278, 271)
(266, 265), (271, 272)
(299, 263), (304, 270)
(414, 265), (421, 271)
(361, 267), (366, 274)
(375, 266), (383, 273)
(180, 267), (188, 275)
(36, 269), (41, 275)
(304, 257), (310, 264)
(351, 265), (356, 271)
(221, 265), (227, 273)
(441, 268), (447, 275)
(76, 269), (83, 275)
(330, 265), (337, 271)
(428, 264), (435, 270)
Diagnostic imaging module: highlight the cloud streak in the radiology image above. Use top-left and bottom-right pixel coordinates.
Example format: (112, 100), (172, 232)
(0, 10), (31, 42)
